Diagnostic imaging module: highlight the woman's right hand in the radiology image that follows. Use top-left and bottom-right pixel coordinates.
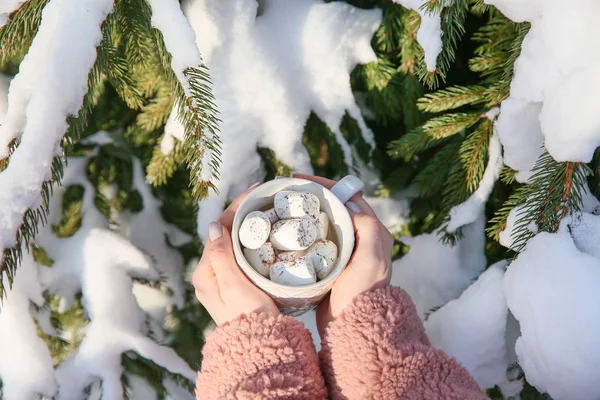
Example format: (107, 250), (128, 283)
(293, 174), (394, 337)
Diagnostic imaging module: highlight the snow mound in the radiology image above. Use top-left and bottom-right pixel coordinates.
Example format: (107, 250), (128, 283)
(179, 0), (381, 242)
(504, 228), (600, 399)
(392, 215), (486, 318)
(0, 253), (57, 399)
(425, 262), (516, 394)
(487, 0), (600, 171)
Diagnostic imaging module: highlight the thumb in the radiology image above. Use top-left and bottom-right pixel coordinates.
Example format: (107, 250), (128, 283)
(205, 222), (245, 287)
(350, 213), (384, 249)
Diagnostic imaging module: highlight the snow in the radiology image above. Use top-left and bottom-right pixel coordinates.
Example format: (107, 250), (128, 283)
(146, 0), (202, 95)
(0, 133), (197, 398)
(0, 0), (114, 265)
(160, 109), (186, 154)
(504, 227), (600, 399)
(425, 262), (515, 393)
(447, 132), (503, 232)
(38, 137), (195, 398)
(365, 195), (411, 233)
(391, 215), (486, 318)
(114, 158), (192, 308)
(494, 99), (543, 182)
(391, 0), (442, 72)
(0, 0), (26, 29)
(0, 253), (57, 399)
(181, 0), (381, 242)
(487, 0), (600, 165)
(565, 211), (600, 260)
(0, 74), (9, 121)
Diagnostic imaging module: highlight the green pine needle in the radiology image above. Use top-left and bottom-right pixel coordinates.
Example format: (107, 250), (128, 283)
(488, 152), (590, 252)
(417, 85), (487, 113)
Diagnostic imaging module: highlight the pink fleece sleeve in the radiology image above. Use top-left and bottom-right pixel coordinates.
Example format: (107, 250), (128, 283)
(319, 286), (487, 400)
(197, 312), (328, 400)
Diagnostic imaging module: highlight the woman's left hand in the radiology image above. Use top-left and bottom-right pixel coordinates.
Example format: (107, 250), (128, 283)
(192, 185), (280, 326)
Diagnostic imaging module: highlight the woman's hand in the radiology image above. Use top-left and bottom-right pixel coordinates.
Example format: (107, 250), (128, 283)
(192, 184), (280, 326)
(294, 174), (394, 337)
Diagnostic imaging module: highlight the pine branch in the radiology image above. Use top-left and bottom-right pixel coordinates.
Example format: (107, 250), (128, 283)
(411, 136), (462, 198)
(417, 85), (487, 113)
(388, 112), (481, 160)
(136, 86), (174, 132)
(0, 0), (49, 66)
(459, 119), (492, 192)
(419, 0), (471, 88)
(99, 13), (145, 110)
(1, 38), (106, 299)
(149, 20), (222, 199)
(114, 0), (155, 69)
(146, 139), (186, 186)
(401, 9), (436, 88)
(487, 152), (589, 251)
(422, 112), (482, 139)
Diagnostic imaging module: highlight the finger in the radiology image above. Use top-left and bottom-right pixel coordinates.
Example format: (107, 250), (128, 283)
(205, 222), (248, 289)
(192, 257), (223, 304)
(293, 173), (376, 217)
(218, 182), (261, 230)
(349, 213), (386, 265)
(346, 195), (376, 217)
(292, 173), (336, 189)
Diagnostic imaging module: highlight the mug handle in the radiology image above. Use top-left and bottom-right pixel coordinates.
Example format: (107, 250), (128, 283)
(330, 175), (365, 204)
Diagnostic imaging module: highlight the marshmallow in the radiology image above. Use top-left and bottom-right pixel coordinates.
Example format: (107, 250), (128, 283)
(269, 257), (317, 286)
(276, 250), (306, 262)
(274, 191), (320, 219)
(239, 211), (271, 249)
(244, 242), (276, 277)
(270, 218), (317, 251)
(313, 211), (329, 240)
(264, 207), (280, 224)
(306, 240), (338, 280)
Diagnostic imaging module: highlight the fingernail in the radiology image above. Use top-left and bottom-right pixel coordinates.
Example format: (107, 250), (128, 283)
(249, 181), (261, 189)
(346, 201), (361, 214)
(208, 222), (222, 241)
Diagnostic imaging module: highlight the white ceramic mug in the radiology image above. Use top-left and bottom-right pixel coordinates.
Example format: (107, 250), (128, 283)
(232, 175), (365, 316)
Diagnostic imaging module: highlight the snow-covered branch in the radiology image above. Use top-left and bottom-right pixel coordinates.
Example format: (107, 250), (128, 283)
(0, 0), (114, 263)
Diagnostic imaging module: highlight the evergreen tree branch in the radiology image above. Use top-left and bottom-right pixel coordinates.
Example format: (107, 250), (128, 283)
(417, 85), (487, 113)
(487, 152), (589, 252)
(0, 0), (49, 66)
(147, 139), (186, 187)
(149, 16), (221, 199)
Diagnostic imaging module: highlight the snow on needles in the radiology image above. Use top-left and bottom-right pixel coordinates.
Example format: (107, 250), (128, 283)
(180, 0), (381, 242)
(391, 0), (442, 72)
(0, 132), (196, 399)
(487, 0), (600, 173)
(146, 0), (202, 95)
(0, 0), (114, 263)
(0, 0), (26, 29)
(447, 132), (503, 232)
(36, 137), (195, 399)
